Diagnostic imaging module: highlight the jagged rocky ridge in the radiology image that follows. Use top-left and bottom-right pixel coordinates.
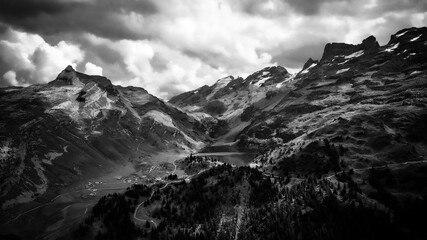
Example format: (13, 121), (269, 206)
(170, 27), (427, 194)
(245, 27), (427, 178)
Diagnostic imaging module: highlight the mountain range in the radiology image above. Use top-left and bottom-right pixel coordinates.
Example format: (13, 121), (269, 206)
(1, 26), (426, 240)
(172, 27), (427, 179)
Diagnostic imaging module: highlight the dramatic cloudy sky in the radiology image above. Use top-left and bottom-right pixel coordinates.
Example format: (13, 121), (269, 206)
(0, 0), (426, 99)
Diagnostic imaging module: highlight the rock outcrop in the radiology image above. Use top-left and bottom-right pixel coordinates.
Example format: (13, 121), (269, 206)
(302, 58), (319, 70)
(321, 35), (379, 61)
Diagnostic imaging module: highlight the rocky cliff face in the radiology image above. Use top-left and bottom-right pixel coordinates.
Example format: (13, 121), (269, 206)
(320, 35), (380, 61)
(234, 27), (427, 180)
(302, 58), (319, 71)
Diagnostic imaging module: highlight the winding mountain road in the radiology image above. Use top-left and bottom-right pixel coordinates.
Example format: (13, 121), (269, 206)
(132, 182), (169, 228)
(171, 159), (177, 175)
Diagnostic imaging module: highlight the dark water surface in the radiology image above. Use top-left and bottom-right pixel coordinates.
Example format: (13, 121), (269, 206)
(195, 145), (256, 166)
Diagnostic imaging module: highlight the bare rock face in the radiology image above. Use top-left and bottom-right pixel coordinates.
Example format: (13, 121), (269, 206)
(321, 35), (379, 61)
(361, 35), (380, 51)
(321, 42), (356, 61)
(302, 58), (319, 70)
(50, 65), (115, 94)
(50, 65), (81, 86)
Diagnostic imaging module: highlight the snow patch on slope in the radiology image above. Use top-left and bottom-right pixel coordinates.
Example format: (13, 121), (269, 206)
(252, 71), (271, 87)
(410, 34), (422, 42)
(345, 50), (364, 59)
(253, 74), (271, 87)
(300, 63), (317, 74)
(276, 74), (296, 88)
(410, 71), (421, 75)
(207, 76), (233, 100)
(384, 43), (399, 52)
(336, 68), (350, 74)
(338, 59), (350, 65)
(396, 31), (408, 37)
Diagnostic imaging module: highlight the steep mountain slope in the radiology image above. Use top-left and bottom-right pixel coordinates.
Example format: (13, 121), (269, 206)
(0, 66), (206, 210)
(172, 27), (427, 195)
(237, 27), (427, 182)
(79, 165), (410, 240)
(170, 66), (295, 143)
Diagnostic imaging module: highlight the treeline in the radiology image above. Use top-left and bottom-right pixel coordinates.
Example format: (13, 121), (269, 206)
(75, 164), (425, 240)
(180, 154), (221, 174)
(274, 139), (343, 176)
(240, 176), (400, 240)
(148, 167), (404, 240)
(75, 184), (152, 239)
(368, 167), (427, 239)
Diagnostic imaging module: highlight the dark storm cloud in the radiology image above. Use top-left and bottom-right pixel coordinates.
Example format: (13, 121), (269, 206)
(72, 35), (123, 65)
(0, 0), (70, 18)
(319, 0), (427, 19)
(238, 0), (427, 18)
(366, 13), (418, 44)
(157, 81), (187, 100)
(272, 42), (326, 69)
(183, 49), (222, 70)
(284, 0), (327, 15)
(374, 0), (427, 14)
(0, 0), (158, 40)
(0, 23), (7, 35)
(150, 53), (169, 72)
(236, 0), (344, 16)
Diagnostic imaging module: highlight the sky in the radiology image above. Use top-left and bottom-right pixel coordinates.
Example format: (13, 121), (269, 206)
(0, 0), (426, 99)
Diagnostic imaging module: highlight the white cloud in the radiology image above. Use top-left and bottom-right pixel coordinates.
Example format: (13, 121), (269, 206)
(2, 71), (18, 86)
(0, 28), (84, 86)
(84, 62), (103, 75)
(144, 0), (282, 75)
(31, 41), (84, 83)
